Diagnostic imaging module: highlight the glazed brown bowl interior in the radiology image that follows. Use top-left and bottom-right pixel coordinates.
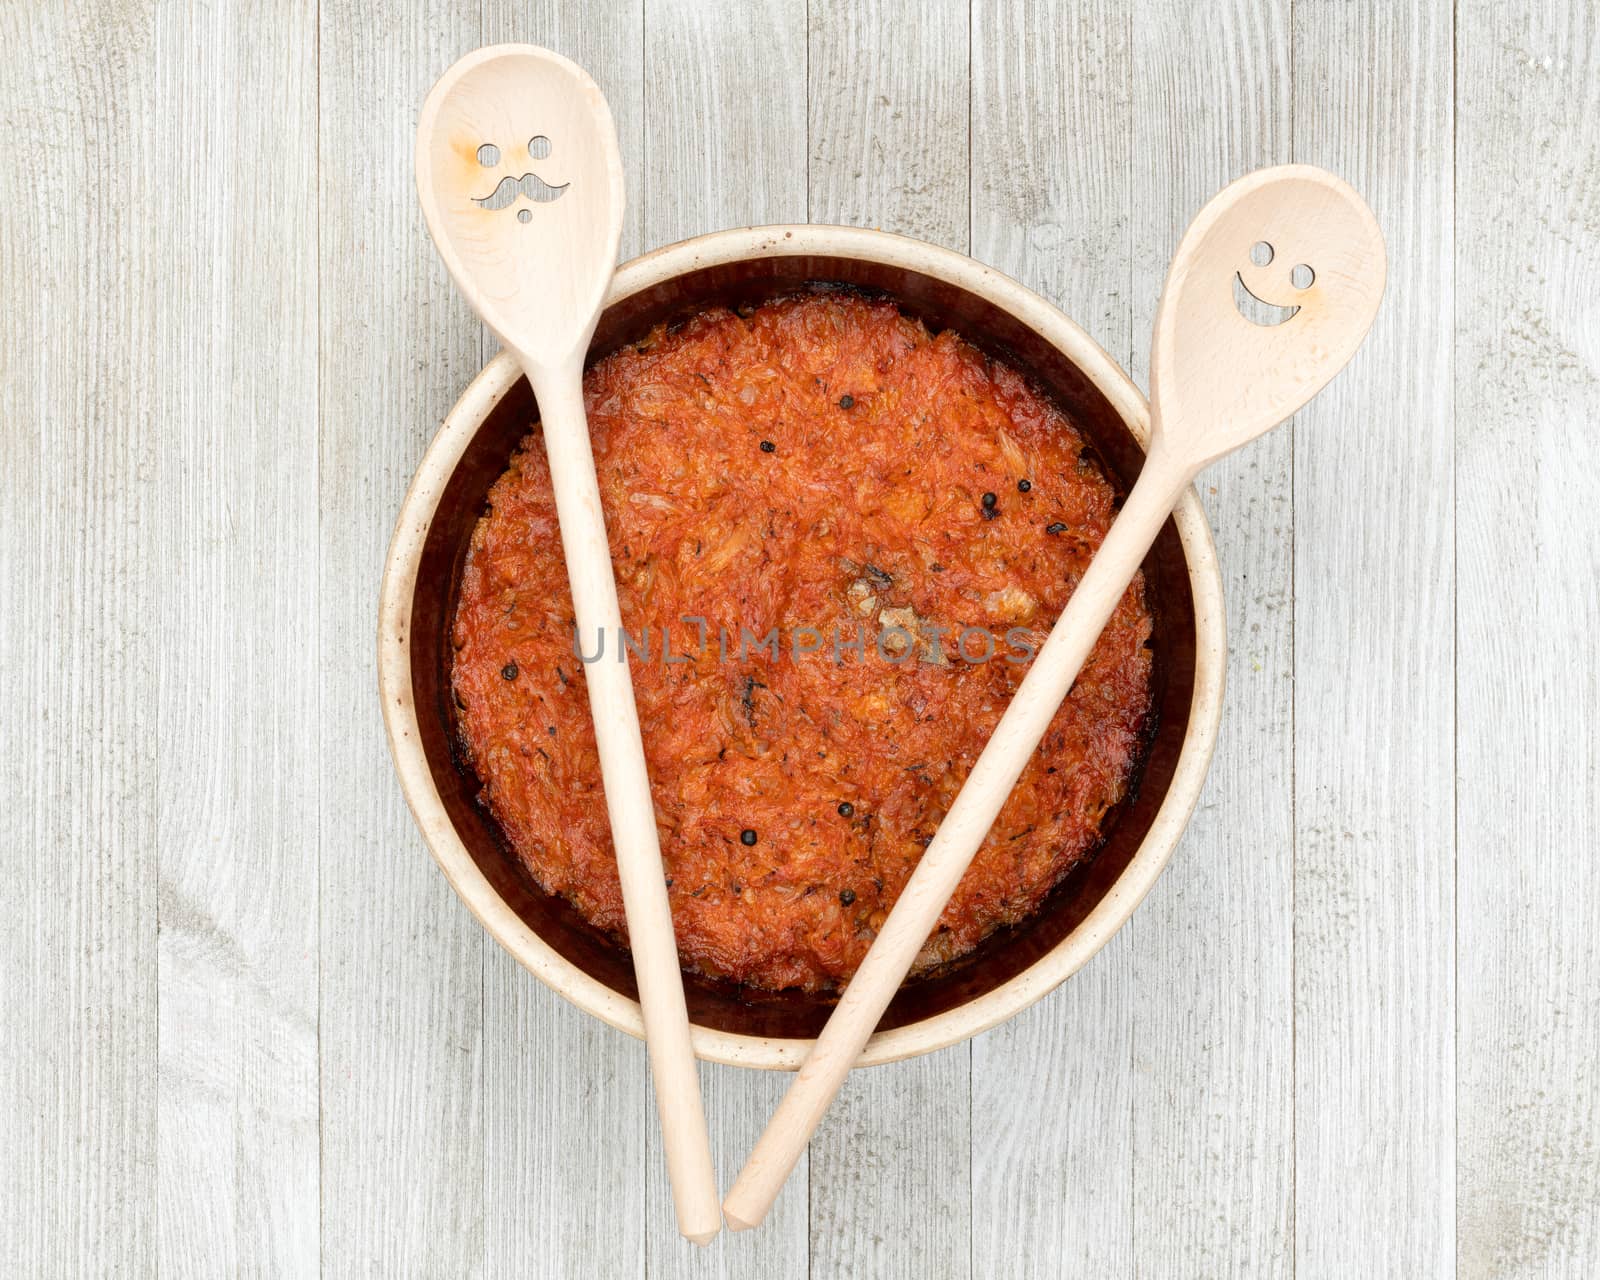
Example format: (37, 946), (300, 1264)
(407, 251), (1197, 1041)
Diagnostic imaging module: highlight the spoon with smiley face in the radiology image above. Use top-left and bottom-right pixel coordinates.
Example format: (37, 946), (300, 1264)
(724, 164), (1387, 1231)
(416, 46), (722, 1245)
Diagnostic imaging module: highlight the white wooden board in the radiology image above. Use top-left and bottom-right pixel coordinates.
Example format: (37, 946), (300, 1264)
(2, 2), (1597, 1275)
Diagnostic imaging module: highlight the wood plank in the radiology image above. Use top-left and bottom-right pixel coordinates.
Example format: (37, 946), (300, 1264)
(1291, 4), (1457, 1274)
(477, 5), (652, 1277)
(809, 0), (969, 249)
(644, 0), (808, 246)
(483, 962), (645, 1280)
(1128, 1), (1297, 1273)
(805, 4), (973, 1278)
(149, 1), (321, 1272)
(808, 1051), (973, 1280)
(968, 2), (1136, 1274)
(638, 2), (812, 1273)
(316, 5), (489, 1274)
(1455, 4), (1600, 1275)
(0, 4), (161, 1272)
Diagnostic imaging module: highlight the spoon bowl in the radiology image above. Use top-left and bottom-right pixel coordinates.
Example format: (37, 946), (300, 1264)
(416, 45), (625, 372)
(1150, 164), (1387, 467)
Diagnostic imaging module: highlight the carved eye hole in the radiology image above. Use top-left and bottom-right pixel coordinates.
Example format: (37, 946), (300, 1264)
(528, 135), (552, 160)
(1250, 241), (1274, 267)
(1291, 264), (1315, 289)
(476, 143), (500, 167)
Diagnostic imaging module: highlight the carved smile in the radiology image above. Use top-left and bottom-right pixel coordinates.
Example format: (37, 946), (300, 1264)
(474, 172), (570, 210)
(1233, 272), (1300, 326)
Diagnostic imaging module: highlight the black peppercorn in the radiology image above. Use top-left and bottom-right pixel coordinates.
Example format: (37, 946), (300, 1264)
(837, 801), (854, 818)
(839, 888), (856, 906)
(760, 439), (776, 453)
(501, 662), (518, 680)
(1046, 522), (1068, 535)
(838, 394), (854, 409)
(740, 828), (758, 846)
(1017, 478), (1032, 493)
(981, 491), (997, 508)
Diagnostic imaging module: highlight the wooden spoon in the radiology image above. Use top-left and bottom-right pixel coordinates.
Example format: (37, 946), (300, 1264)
(724, 164), (1387, 1231)
(416, 45), (722, 1245)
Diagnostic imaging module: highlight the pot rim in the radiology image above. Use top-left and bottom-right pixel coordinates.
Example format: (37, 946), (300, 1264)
(377, 223), (1226, 1069)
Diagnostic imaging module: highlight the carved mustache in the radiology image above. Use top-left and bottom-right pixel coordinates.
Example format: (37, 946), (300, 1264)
(474, 171), (570, 210)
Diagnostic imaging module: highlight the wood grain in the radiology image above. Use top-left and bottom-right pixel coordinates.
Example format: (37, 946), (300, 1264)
(804, 4), (972, 1277)
(809, 0), (969, 248)
(969, 3), (1136, 1274)
(1292, 3), (1457, 1274)
(1455, 4), (1600, 1275)
(317, 3), (488, 1274)
(150, 1), (322, 1273)
(0, 5), (159, 1273)
(1129, 1), (1297, 1273)
(644, 0), (808, 244)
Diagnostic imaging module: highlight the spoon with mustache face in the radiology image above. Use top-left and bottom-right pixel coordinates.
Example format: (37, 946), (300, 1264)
(417, 45), (721, 1245)
(724, 164), (1387, 1231)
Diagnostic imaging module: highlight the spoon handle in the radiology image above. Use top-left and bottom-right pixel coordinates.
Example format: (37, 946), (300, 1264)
(723, 448), (1195, 1232)
(528, 359), (722, 1246)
